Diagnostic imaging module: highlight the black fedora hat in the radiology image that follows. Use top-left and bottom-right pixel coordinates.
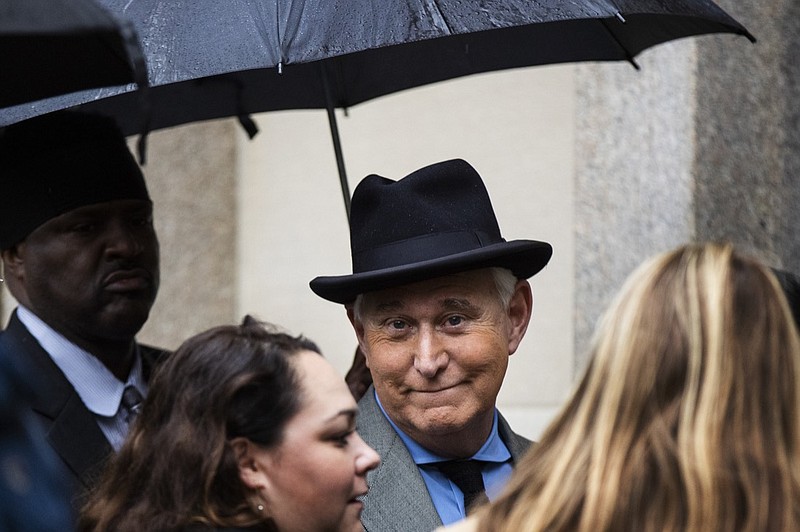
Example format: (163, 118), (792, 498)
(310, 159), (552, 304)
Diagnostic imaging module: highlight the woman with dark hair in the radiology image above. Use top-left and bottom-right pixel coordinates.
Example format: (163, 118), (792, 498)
(79, 318), (380, 531)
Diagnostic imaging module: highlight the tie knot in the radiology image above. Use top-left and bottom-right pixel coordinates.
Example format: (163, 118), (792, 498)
(434, 460), (487, 512)
(121, 385), (143, 423)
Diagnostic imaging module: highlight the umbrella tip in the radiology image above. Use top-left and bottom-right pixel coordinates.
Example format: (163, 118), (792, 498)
(137, 133), (149, 165)
(615, 12), (626, 24)
(237, 115), (259, 139)
(278, 61), (284, 75)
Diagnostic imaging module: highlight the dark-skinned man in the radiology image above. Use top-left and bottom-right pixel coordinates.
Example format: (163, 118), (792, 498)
(0, 111), (165, 517)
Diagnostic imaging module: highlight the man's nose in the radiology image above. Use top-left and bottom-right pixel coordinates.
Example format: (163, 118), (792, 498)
(105, 220), (144, 257)
(413, 328), (449, 378)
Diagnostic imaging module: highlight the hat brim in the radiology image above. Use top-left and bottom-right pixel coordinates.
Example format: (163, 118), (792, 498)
(309, 240), (552, 304)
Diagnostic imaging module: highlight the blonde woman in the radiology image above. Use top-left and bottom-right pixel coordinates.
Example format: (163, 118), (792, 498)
(441, 242), (800, 532)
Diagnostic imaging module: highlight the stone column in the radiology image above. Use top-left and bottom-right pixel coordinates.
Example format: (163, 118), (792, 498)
(573, 2), (799, 371)
(574, 42), (698, 370)
(694, 1), (800, 266)
(135, 119), (239, 350)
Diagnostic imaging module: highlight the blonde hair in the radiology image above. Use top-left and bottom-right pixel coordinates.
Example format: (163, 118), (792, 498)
(476, 242), (800, 532)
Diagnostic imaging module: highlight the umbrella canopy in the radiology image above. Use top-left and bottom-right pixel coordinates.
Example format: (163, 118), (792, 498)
(0, 0), (148, 108)
(0, 0), (754, 215)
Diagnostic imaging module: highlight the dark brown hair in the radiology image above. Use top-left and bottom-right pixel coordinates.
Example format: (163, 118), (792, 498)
(79, 317), (320, 532)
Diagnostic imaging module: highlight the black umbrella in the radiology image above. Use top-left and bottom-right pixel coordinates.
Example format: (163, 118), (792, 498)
(0, 0), (148, 108)
(0, 0), (754, 217)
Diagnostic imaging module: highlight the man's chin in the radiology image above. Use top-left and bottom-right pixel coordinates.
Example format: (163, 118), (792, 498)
(99, 307), (153, 339)
(404, 409), (473, 436)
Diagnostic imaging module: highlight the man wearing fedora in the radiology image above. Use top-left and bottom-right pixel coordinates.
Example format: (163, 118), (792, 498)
(310, 158), (552, 531)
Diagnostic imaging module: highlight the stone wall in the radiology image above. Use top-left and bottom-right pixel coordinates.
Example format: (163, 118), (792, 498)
(134, 119), (239, 351)
(573, 2), (798, 370)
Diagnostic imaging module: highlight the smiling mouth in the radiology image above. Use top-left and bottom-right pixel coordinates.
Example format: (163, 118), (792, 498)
(415, 384), (459, 394)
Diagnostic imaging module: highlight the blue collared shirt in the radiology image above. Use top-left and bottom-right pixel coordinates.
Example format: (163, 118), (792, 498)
(375, 391), (514, 526)
(16, 306), (146, 451)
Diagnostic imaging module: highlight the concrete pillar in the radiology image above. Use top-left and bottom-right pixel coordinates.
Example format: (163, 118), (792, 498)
(135, 119), (239, 350)
(573, 2), (798, 370)
(694, 1), (800, 266)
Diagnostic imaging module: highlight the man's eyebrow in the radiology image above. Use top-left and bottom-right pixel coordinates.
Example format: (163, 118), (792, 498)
(372, 298), (478, 313)
(373, 300), (403, 313)
(442, 298), (478, 312)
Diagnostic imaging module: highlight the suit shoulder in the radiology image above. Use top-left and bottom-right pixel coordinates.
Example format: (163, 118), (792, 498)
(137, 343), (170, 382)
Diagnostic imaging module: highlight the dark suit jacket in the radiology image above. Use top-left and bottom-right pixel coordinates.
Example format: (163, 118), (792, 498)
(0, 310), (167, 513)
(356, 385), (532, 532)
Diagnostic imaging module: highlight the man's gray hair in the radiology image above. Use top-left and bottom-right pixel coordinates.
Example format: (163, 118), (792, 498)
(490, 267), (518, 308)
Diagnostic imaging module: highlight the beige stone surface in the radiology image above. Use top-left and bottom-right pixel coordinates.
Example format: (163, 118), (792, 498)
(573, 1), (798, 373)
(134, 119), (238, 351)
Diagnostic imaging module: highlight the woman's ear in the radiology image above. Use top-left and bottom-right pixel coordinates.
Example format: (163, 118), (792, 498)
(230, 437), (268, 491)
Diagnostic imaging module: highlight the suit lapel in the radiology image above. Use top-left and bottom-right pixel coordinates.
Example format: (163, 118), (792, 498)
(355, 387), (533, 531)
(139, 343), (168, 381)
(497, 412), (533, 462)
(357, 387), (443, 532)
(1, 313), (112, 488)
(46, 392), (113, 487)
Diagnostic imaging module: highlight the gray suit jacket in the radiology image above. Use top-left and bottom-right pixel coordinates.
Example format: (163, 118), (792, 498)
(356, 386), (531, 532)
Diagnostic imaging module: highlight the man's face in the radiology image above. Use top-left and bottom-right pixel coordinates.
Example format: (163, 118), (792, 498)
(349, 269), (531, 456)
(4, 199), (160, 346)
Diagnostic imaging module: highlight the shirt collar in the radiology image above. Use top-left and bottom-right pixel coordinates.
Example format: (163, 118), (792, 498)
(16, 305), (146, 417)
(374, 389), (511, 465)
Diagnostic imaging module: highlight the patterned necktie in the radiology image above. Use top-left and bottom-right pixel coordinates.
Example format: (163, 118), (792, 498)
(121, 385), (143, 423)
(435, 460), (487, 512)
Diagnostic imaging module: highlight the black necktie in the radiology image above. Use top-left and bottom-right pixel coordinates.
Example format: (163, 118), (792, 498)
(435, 460), (487, 512)
(121, 385), (143, 423)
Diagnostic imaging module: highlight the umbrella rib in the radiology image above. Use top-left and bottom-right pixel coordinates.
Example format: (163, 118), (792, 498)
(276, 0), (284, 72)
(599, 14), (640, 70)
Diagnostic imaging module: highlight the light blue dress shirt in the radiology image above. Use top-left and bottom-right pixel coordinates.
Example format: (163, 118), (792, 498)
(375, 391), (514, 526)
(16, 306), (147, 451)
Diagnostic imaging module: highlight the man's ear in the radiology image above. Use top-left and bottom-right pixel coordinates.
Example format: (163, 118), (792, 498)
(230, 437), (268, 491)
(1, 245), (24, 278)
(346, 306), (366, 348)
(506, 280), (533, 356)
(1, 245), (27, 296)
